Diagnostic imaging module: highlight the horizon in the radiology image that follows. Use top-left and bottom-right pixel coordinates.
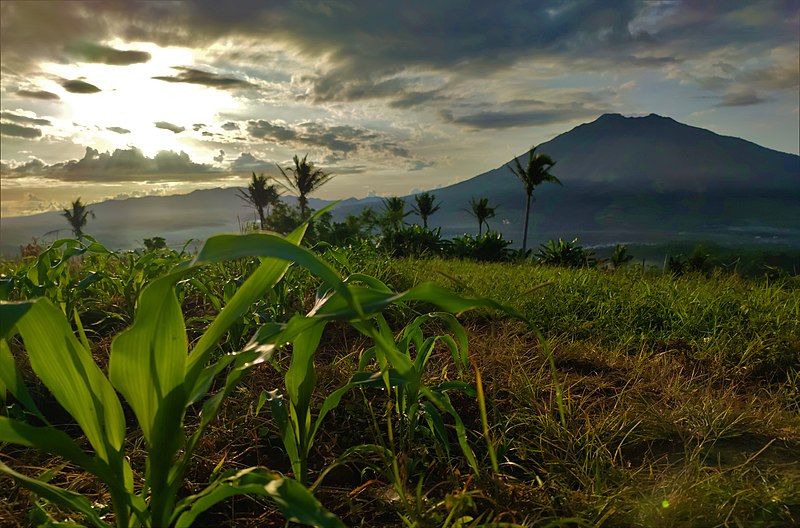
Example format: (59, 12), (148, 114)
(2, 2), (799, 217)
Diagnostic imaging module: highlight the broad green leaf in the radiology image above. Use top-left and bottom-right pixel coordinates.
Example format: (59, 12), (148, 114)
(174, 468), (344, 528)
(0, 417), (109, 479)
(0, 301), (32, 339)
(13, 298), (125, 463)
(0, 339), (41, 413)
(266, 390), (301, 481)
(0, 462), (109, 528)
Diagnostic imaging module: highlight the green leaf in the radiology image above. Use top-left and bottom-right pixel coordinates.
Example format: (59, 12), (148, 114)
(0, 301), (32, 339)
(174, 468), (344, 528)
(0, 462), (109, 528)
(0, 339), (41, 415)
(13, 298), (125, 463)
(0, 417), (110, 478)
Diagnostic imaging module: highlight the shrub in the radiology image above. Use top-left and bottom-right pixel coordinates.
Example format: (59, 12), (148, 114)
(536, 237), (597, 268)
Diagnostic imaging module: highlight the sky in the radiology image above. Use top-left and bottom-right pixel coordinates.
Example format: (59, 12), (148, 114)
(1, 0), (798, 217)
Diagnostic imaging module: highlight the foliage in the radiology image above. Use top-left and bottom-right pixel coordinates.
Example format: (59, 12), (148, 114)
(277, 155), (333, 218)
(1, 224), (348, 527)
(380, 224), (446, 258)
(506, 145), (560, 253)
(143, 236), (167, 252)
(610, 243), (634, 269)
(264, 201), (305, 236)
(536, 237), (597, 268)
(380, 196), (412, 234)
(62, 198), (95, 238)
(449, 231), (513, 262)
(411, 192), (441, 229)
(466, 197), (497, 236)
(239, 172), (282, 230)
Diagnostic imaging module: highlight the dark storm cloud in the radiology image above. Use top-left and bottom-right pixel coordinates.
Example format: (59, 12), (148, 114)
(0, 123), (43, 139)
(16, 89), (60, 100)
(1, 112), (51, 127)
(153, 67), (251, 89)
(107, 126), (131, 134)
(155, 121), (186, 133)
(65, 42), (151, 65)
(2, 146), (217, 181)
(62, 79), (101, 93)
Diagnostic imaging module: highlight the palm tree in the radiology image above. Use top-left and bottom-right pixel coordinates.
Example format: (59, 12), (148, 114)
(381, 196), (411, 232)
(507, 145), (561, 253)
(411, 192), (441, 228)
(239, 172), (281, 230)
(277, 154), (333, 218)
(62, 198), (94, 237)
(467, 197), (496, 236)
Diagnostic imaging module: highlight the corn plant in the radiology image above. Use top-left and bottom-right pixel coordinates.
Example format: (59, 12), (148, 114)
(0, 224), (350, 527)
(257, 271), (528, 487)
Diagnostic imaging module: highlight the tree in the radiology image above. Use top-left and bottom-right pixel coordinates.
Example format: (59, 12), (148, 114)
(239, 172), (281, 230)
(507, 145), (561, 253)
(277, 154), (333, 218)
(380, 196), (411, 233)
(467, 197), (496, 236)
(411, 192), (441, 228)
(62, 198), (94, 237)
(143, 236), (167, 251)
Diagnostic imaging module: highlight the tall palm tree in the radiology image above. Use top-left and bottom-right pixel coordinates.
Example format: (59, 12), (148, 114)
(381, 196), (411, 232)
(507, 145), (561, 253)
(277, 154), (333, 218)
(62, 198), (94, 237)
(411, 192), (441, 228)
(239, 172), (281, 230)
(467, 197), (496, 236)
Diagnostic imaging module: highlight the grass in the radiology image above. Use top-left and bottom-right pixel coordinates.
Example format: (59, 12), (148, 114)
(1, 245), (798, 527)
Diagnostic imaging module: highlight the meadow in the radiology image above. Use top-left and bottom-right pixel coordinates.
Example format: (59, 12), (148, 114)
(1, 230), (798, 527)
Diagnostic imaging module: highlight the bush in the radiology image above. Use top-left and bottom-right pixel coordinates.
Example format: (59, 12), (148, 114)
(449, 231), (513, 262)
(380, 225), (446, 257)
(536, 237), (597, 268)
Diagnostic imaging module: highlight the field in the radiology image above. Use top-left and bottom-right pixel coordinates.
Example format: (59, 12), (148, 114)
(1, 233), (798, 528)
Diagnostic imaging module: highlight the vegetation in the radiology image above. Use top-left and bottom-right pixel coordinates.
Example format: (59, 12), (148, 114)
(411, 192), (441, 229)
(239, 173), (281, 230)
(507, 145), (561, 254)
(62, 198), (95, 238)
(467, 197), (497, 236)
(277, 155), (334, 219)
(2, 185), (798, 527)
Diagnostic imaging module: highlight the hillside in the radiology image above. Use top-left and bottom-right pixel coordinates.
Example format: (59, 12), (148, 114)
(2, 113), (798, 255)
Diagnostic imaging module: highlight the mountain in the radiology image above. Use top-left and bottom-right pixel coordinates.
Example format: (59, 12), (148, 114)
(337, 113), (800, 246)
(2, 113), (798, 255)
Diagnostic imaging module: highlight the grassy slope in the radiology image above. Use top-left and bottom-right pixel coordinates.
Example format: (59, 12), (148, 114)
(2, 254), (798, 527)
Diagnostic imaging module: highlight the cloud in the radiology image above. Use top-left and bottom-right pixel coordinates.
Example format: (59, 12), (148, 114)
(440, 98), (604, 130)
(16, 89), (60, 100)
(245, 119), (412, 158)
(246, 120), (298, 142)
(717, 88), (766, 107)
(155, 121), (186, 133)
(1, 111), (51, 127)
(107, 126), (131, 134)
(0, 123), (43, 138)
(153, 67), (251, 88)
(213, 149), (225, 163)
(65, 42), (151, 65)
(230, 152), (275, 172)
(221, 121), (240, 130)
(62, 79), (101, 93)
(2, 146), (218, 182)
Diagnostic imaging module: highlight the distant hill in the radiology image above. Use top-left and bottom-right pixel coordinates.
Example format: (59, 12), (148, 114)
(2, 113), (798, 255)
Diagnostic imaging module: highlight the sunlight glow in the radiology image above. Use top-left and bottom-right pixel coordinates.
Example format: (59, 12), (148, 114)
(39, 43), (243, 157)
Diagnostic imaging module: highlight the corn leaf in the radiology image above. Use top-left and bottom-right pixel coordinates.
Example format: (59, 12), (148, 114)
(13, 298), (125, 463)
(0, 462), (108, 528)
(174, 468), (344, 528)
(0, 300), (32, 338)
